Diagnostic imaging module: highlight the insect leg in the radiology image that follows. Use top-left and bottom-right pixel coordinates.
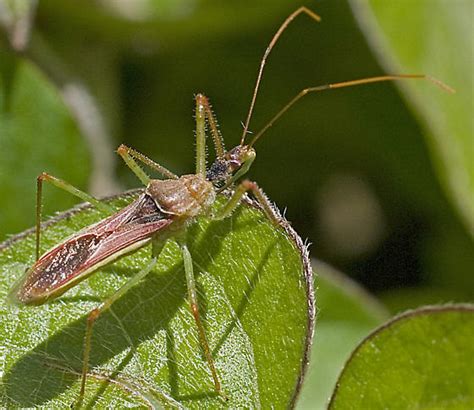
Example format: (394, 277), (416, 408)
(77, 257), (159, 407)
(117, 144), (178, 183)
(180, 242), (223, 396)
(35, 172), (113, 260)
(195, 94), (226, 161)
(195, 93), (207, 177)
(214, 180), (280, 225)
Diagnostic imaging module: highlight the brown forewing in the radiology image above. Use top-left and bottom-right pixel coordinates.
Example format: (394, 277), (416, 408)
(14, 194), (173, 304)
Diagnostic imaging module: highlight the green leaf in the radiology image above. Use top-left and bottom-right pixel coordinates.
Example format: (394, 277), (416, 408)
(0, 55), (90, 240)
(0, 192), (313, 408)
(298, 262), (388, 410)
(351, 0), (474, 233)
(329, 304), (474, 409)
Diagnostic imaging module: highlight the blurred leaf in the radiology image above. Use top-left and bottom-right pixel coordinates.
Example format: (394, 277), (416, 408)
(0, 0), (37, 50)
(37, 0), (297, 48)
(0, 55), (90, 240)
(421, 220), (474, 295)
(351, 0), (474, 234)
(381, 286), (473, 314)
(298, 261), (388, 410)
(0, 193), (313, 408)
(329, 304), (474, 409)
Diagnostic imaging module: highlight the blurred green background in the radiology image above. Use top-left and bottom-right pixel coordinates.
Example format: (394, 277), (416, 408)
(0, 0), (472, 407)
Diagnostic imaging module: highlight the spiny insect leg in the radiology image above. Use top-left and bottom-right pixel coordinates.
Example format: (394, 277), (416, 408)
(214, 180), (281, 225)
(117, 144), (178, 184)
(195, 94), (226, 161)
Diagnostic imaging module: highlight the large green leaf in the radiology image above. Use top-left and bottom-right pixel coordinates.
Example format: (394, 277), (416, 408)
(298, 262), (388, 410)
(329, 305), (474, 409)
(0, 55), (90, 240)
(0, 192), (313, 408)
(351, 0), (474, 234)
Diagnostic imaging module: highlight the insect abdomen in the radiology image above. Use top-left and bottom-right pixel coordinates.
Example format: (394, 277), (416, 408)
(146, 174), (215, 217)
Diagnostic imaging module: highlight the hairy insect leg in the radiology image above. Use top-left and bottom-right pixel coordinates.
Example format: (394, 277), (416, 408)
(35, 172), (113, 261)
(195, 94), (226, 171)
(77, 257), (159, 407)
(194, 94), (207, 177)
(180, 242), (223, 396)
(117, 144), (178, 184)
(214, 180), (280, 225)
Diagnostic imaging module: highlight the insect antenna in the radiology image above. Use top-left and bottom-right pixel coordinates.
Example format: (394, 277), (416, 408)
(247, 74), (455, 148)
(240, 7), (321, 146)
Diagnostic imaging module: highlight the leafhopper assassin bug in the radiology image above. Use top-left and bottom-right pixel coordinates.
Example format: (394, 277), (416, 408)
(8, 6), (452, 406)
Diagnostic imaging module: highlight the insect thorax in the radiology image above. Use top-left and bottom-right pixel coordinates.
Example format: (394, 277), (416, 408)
(146, 174), (215, 218)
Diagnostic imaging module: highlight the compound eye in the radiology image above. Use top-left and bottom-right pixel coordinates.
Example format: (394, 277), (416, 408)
(229, 159), (241, 170)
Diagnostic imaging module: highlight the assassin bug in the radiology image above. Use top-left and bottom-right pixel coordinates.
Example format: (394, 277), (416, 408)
(8, 6), (453, 406)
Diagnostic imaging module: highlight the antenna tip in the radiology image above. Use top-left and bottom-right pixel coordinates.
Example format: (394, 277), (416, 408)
(301, 6), (322, 22)
(426, 75), (456, 94)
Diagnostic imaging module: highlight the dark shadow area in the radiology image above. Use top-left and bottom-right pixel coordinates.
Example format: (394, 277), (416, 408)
(86, 348), (136, 409)
(165, 325), (179, 400)
(354, 217), (425, 291)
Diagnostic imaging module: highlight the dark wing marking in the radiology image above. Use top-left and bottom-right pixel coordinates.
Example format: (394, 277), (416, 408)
(80, 192), (166, 235)
(15, 194), (172, 304)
